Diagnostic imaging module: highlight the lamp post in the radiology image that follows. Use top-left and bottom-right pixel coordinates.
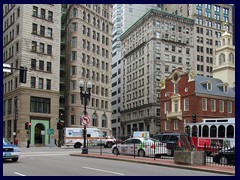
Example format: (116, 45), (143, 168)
(79, 80), (92, 154)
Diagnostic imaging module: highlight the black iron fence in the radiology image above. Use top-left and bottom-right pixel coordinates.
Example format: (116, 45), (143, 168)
(85, 140), (235, 167)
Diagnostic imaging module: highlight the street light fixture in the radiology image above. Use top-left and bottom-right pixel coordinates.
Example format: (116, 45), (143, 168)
(79, 80), (92, 154)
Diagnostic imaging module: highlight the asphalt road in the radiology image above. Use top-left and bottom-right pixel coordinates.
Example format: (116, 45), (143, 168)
(3, 147), (228, 176)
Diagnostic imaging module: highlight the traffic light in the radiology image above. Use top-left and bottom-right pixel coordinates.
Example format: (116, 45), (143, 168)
(19, 66), (27, 83)
(25, 122), (31, 130)
(60, 122), (65, 129)
(192, 114), (197, 123)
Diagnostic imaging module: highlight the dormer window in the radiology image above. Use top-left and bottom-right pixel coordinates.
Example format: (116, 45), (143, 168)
(217, 83), (228, 93)
(207, 82), (212, 90)
(201, 80), (212, 91)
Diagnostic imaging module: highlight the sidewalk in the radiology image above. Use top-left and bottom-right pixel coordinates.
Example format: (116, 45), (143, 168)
(70, 152), (235, 175)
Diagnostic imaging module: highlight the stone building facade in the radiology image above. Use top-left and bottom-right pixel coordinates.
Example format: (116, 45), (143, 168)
(3, 4), (61, 146)
(65, 4), (113, 136)
(120, 9), (194, 137)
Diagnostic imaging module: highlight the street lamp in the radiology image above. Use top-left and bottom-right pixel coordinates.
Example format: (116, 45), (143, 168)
(79, 80), (92, 154)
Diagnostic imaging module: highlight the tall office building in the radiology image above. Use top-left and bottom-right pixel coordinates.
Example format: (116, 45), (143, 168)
(120, 9), (194, 137)
(3, 4), (61, 146)
(163, 4), (233, 77)
(111, 4), (162, 139)
(65, 4), (113, 136)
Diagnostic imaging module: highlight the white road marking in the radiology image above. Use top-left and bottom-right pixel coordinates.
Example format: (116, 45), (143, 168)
(21, 153), (65, 157)
(83, 166), (125, 175)
(14, 172), (26, 176)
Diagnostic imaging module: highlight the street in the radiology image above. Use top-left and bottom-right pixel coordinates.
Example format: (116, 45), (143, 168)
(3, 147), (229, 176)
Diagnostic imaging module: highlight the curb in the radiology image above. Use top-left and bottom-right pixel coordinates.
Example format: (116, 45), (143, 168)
(70, 153), (235, 175)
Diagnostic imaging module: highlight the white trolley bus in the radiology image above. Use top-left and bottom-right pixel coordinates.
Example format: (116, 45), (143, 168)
(184, 118), (235, 154)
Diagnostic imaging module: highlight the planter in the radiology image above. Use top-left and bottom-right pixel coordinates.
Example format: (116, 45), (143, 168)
(174, 150), (205, 165)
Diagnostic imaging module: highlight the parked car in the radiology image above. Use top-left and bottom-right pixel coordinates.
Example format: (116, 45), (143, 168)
(213, 147), (235, 165)
(154, 132), (193, 156)
(3, 138), (20, 162)
(111, 137), (168, 157)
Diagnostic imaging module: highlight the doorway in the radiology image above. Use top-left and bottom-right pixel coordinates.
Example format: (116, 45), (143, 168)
(34, 123), (45, 145)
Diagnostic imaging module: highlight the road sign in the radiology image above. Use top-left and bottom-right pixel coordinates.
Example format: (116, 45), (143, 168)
(3, 63), (11, 73)
(47, 129), (54, 135)
(82, 115), (90, 125)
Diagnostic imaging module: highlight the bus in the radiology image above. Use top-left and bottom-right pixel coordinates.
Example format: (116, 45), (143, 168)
(184, 118), (235, 155)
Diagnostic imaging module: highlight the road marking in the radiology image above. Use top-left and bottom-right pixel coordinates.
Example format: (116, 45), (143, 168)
(83, 166), (125, 175)
(21, 153), (65, 157)
(14, 172), (26, 176)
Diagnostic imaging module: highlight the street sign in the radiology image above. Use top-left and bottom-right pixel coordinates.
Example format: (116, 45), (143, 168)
(82, 115), (90, 125)
(3, 63), (11, 73)
(47, 129), (54, 135)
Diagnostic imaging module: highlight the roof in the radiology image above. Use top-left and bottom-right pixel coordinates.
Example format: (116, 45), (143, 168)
(194, 75), (235, 98)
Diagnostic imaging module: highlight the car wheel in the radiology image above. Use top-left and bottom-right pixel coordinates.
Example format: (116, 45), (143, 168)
(138, 149), (145, 157)
(113, 148), (119, 155)
(107, 142), (113, 148)
(74, 143), (82, 148)
(12, 158), (18, 162)
(219, 157), (228, 165)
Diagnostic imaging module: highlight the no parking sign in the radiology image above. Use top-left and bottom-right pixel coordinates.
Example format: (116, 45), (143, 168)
(82, 115), (90, 125)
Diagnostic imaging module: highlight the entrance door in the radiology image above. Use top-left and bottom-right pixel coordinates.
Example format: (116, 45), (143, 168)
(35, 123), (45, 145)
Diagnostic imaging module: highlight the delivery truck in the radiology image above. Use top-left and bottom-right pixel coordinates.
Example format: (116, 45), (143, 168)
(64, 127), (116, 148)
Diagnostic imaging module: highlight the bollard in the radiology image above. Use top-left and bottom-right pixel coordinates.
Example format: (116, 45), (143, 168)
(27, 139), (30, 148)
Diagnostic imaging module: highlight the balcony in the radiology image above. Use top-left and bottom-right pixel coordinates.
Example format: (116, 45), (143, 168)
(166, 110), (182, 120)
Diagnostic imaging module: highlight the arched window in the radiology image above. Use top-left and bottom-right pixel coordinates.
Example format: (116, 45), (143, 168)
(101, 114), (107, 127)
(202, 125), (209, 137)
(210, 125), (217, 137)
(229, 53), (234, 64)
(227, 125), (234, 138)
(102, 22), (105, 31)
(93, 17), (96, 26)
(73, 8), (78, 18)
(218, 125), (225, 138)
(83, 11), (86, 20)
(219, 53), (225, 64)
(97, 19), (100, 28)
(92, 113), (98, 127)
(87, 14), (90, 23)
(106, 24), (109, 33)
(222, 39), (225, 45)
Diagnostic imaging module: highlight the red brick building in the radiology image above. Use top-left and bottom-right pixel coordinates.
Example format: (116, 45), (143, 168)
(160, 68), (235, 133)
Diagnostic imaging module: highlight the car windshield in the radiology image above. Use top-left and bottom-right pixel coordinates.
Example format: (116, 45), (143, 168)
(3, 138), (11, 145)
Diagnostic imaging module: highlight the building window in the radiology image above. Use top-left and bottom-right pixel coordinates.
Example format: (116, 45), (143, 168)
(164, 102), (169, 114)
(71, 66), (76, 75)
(47, 45), (52, 55)
(38, 78), (43, 89)
(72, 51), (77, 61)
(40, 25), (45, 36)
(31, 59), (36, 69)
(211, 99), (216, 112)
(71, 115), (76, 125)
(32, 41), (37, 52)
(102, 115), (107, 127)
(32, 23), (37, 34)
(219, 100), (224, 112)
(31, 77), (36, 88)
(165, 120), (169, 131)
(41, 8), (46, 19)
(73, 8), (78, 18)
(48, 11), (53, 21)
(46, 79), (51, 90)
(30, 96), (50, 113)
(8, 98), (12, 115)
(202, 98), (207, 111)
(174, 120), (179, 130)
(33, 6), (38, 17)
(72, 22), (78, 32)
(227, 101), (232, 113)
(71, 94), (76, 104)
(47, 62), (51, 72)
(39, 43), (44, 53)
(184, 98), (189, 111)
(71, 37), (77, 47)
(47, 28), (52, 38)
(39, 60), (44, 71)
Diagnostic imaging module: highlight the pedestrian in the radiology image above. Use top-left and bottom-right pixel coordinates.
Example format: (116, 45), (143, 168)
(15, 138), (18, 146)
